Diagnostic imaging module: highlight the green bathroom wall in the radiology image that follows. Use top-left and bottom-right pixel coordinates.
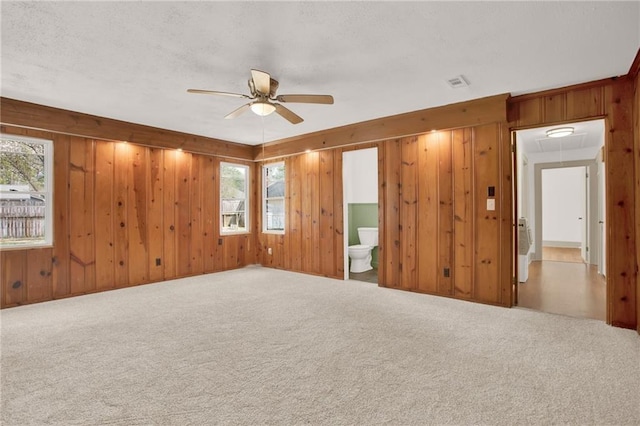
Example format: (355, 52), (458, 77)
(348, 203), (379, 267)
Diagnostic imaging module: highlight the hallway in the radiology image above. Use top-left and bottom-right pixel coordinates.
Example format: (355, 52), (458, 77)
(518, 248), (606, 321)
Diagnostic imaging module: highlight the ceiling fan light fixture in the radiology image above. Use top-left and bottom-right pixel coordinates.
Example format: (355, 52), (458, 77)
(546, 127), (574, 138)
(250, 101), (276, 116)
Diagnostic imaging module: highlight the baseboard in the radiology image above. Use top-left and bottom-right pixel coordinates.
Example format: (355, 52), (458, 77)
(542, 240), (581, 248)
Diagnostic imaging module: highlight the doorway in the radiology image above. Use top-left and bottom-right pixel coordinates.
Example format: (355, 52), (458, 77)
(514, 119), (606, 320)
(342, 147), (379, 283)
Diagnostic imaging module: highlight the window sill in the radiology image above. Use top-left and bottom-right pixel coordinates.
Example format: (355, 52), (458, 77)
(220, 231), (251, 236)
(0, 242), (54, 251)
(262, 230), (285, 235)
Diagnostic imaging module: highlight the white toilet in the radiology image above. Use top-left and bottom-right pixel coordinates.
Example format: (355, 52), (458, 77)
(348, 227), (379, 273)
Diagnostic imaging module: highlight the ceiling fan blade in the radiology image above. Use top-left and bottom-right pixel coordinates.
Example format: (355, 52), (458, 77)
(251, 69), (271, 95)
(274, 103), (303, 124)
(187, 89), (250, 99)
(276, 94), (334, 104)
(224, 103), (251, 119)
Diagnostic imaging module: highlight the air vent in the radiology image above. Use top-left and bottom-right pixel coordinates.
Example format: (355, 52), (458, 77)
(446, 75), (469, 88)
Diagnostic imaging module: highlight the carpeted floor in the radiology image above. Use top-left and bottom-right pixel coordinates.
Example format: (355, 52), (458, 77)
(1, 265), (639, 425)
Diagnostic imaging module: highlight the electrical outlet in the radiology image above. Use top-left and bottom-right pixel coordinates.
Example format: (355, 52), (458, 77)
(268, 247), (273, 255)
(218, 238), (223, 245)
(444, 268), (450, 277)
(155, 258), (161, 266)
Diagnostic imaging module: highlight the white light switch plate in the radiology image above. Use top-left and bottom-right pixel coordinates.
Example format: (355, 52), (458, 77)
(487, 199), (495, 211)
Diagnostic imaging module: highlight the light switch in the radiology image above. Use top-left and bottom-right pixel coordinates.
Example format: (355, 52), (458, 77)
(487, 199), (495, 211)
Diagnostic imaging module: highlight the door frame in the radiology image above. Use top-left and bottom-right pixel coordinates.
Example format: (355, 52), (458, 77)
(533, 160), (597, 263)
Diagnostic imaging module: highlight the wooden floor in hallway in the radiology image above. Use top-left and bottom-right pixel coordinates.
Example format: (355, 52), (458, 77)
(518, 248), (606, 321)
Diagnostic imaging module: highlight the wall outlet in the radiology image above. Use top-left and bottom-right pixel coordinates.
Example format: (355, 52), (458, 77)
(486, 199), (495, 211)
(443, 268), (450, 277)
(268, 247), (273, 255)
(155, 258), (161, 266)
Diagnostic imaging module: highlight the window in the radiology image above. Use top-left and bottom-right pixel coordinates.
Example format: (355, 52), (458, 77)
(0, 134), (53, 248)
(263, 162), (285, 233)
(220, 162), (249, 234)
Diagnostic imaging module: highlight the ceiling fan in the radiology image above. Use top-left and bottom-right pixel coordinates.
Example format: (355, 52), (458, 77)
(187, 69), (334, 124)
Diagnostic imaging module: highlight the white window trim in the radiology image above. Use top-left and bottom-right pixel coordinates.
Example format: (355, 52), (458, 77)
(262, 162), (285, 234)
(0, 134), (54, 249)
(220, 162), (250, 235)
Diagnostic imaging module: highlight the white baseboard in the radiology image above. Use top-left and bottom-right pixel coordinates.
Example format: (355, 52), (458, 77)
(542, 240), (581, 248)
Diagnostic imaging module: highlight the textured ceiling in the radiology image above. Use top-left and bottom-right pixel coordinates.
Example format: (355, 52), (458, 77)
(2, 2), (639, 146)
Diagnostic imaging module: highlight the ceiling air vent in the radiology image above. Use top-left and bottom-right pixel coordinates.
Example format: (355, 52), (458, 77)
(446, 75), (469, 88)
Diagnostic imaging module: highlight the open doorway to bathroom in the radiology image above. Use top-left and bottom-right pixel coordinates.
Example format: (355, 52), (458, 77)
(514, 119), (606, 321)
(343, 147), (379, 284)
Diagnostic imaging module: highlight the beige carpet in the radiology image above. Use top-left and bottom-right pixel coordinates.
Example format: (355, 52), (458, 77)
(1, 265), (639, 425)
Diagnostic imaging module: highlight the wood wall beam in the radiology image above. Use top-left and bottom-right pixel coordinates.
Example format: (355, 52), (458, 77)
(255, 93), (510, 160)
(0, 97), (254, 160)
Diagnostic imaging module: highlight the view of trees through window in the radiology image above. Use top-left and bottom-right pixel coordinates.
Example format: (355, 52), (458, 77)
(220, 163), (248, 233)
(0, 136), (51, 247)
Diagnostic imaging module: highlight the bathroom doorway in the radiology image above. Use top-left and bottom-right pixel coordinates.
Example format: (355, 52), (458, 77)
(514, 119), (606, 320)
(342, 147), (379, 283)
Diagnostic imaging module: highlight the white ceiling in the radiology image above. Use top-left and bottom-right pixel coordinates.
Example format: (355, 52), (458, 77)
(2, 2), (639, 146)
(517, 119), (605, 163)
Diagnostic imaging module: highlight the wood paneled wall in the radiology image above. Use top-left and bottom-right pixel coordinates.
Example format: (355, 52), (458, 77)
(378, 125), (512, 306)
(633, 66), (640, 334)
(257, 126), (512, 307)
(1, 125), (255, 308)
(509, 77), (637, 329)
(255, 148), (354, 278)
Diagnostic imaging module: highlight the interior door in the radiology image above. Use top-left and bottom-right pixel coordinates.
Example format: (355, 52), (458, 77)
(580, 167), (588, 263)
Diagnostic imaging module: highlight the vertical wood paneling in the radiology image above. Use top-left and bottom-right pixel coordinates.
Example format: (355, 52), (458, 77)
(210, 158), (223, 272)
(438, 132), (454, 296)
(163, 150), (177, 279)
(113, 143), (129, 287)
(309, 153), (321, 274)
(202, 157), (216, 273)
(605, 80), (636, 328)
(128, 144), (149, 284)
(1, 129), (255, 308)
(417, 133), (438, 293)
(319, 151), (335, 277)
(52, 135), (70, 297)
(302, 154), (314, 273)
(634, 70), (640, 334)
(453, 129), (474, 299)
(473, 124), (501, 304)
(566, 86), (605, 120)
(401, 137), (418, 290)
(288, 156), (302, 272)
(175, 151), (192, 277)
(543, 94), (566, 123)
(499, 123), (513, 306)
(94, 141), (115, 290)
(25, 248), (53, 302)
(334, 150), (345, 279)
(69, 136), (95, 294)
(383, 140), (402, 287)
(190, 155), (203, 274)
(2, 251), (26, 306)
(147, 148), (164, 282)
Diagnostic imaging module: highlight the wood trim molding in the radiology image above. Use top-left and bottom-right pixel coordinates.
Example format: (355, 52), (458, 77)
(0, 97), (253, 160)
(254, 93), (510, 160)
(509, 77), (622, 103)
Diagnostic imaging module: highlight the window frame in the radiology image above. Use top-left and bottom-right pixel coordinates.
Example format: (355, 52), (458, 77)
(262, 162), (285, 234)
(219, 161), (250, 235)
(0, 134), (54, 250)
